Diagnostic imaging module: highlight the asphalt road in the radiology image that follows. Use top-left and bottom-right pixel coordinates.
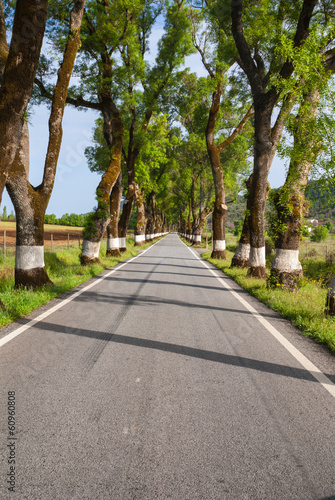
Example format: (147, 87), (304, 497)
(1, 233), (335, 500)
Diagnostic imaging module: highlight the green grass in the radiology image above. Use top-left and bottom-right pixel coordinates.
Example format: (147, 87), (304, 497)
(200, 245), (335, 354)
(0, 236), (158, 328)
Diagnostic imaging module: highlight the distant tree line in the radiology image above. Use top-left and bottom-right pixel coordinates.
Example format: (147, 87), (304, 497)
(44, 213), (88, 227)
(0, 206), (15, 222)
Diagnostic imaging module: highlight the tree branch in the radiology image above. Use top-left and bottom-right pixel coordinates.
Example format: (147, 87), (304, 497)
(217, 104), (254, 153)
(34, 77), (102, 111)
(231, 0), (263, 96)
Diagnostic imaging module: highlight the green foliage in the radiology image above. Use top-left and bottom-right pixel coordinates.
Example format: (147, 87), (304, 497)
(233, 219), (243, 237)
(82, 211), (98, 240)
(44, 213), (87, 227)
(85, 119), (110, 175)
(1, 206), (7, 221)
(267, 188), (291, 240)
(311, 225), (329, 242)
(325, 221), (334, 232)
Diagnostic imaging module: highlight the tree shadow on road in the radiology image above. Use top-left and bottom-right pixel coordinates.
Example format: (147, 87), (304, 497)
(26, 318), (335, 385)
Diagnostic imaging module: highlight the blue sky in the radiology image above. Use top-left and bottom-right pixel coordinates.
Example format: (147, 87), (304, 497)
(1, 27), (286, 218)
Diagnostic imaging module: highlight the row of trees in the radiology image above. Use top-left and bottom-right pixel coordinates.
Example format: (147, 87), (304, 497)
(1, 0), (335, 300)
(44, 213), (88, 227)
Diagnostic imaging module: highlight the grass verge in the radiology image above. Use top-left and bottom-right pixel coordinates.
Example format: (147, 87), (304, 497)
(0, 237), (159, 329)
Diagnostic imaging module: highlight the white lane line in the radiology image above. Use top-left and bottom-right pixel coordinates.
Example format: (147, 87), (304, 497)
(0, 238), (164, 349)
(186, 244), (335, 399)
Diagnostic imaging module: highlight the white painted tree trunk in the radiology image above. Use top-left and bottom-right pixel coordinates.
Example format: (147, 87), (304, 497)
(249, 246), (266, 269)
(233, 243), (250, 266)
(81, 240), (101, 263)
(271, 249), (302, 273)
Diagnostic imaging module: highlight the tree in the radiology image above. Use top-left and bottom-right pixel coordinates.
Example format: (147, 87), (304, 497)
(231, 0), (319, 277)
(190, 2), (253, 258)
(0, 0), (48, 206)
(1, 204), (7, 221)
(134, 114), (179, 239)
(6, 0), (86, 288)
(268, 46), (335, 288)
(326, 221), (334, 232)
(311, 225), (329, 242)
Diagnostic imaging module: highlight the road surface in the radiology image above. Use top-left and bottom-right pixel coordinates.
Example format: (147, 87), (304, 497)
(1, 233), (335, 499)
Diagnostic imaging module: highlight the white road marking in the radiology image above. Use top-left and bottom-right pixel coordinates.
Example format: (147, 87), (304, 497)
(0, 239), (163, 349)
(187, 245), (335, 399)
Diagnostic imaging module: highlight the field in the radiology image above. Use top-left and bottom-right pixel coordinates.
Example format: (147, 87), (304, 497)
(0, 221), (84, 248)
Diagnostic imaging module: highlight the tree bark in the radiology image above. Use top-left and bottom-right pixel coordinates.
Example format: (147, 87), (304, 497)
(118, 183), (135, 252)
(145, 191), (155, 241)
(270, 89), (320, 289)
(194, 207), (212, 246)
(134, 185), (146, 246)
(106, 170), (122, 257)
(6, 122), (51, 288)
(0, 0), (48, 204)
(6, 0), (86, 288)
(205, 81), (227, 258)
(231, 175), (252, 268)
(81, 25), (124, 264)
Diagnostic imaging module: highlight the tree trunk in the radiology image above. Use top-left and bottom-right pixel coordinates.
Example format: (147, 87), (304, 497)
(118, 184), (135, 252)
(231, 0), (317, 279)
(6, 122), (51, 288)
(193, 207), (212, 247)
(325, 277), (335, 316)
(151, 193), (157, 239)
(270, 89), (320, 289)
(0, 0), (48, 204)
(145, 191), (155, 241)
(118, 107), (152, 251)
(81, 109), (123, 264)
(205, 82), (227, 259)
(231, 175), (252, 268)
(106, 170), (122, 257)
(246, 102), (274, 278)
(134, 185), (146, 246)
(190, 171), (197, 242)
(6, 0), (86, 288)
(155, 213), (163, 236)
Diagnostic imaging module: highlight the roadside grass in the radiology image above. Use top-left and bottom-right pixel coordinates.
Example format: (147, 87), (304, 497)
(0, 236), (158, 328)
(198, 241), (335, 354)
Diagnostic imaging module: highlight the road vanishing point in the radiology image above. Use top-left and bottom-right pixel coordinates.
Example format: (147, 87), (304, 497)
(1, 234), (335, 499)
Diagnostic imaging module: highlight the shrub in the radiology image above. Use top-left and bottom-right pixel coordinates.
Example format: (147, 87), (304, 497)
(311, 225), (329, 242)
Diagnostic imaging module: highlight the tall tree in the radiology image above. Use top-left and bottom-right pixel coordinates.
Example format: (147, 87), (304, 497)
(0, 0), (48, 205)
(191, 3), (253, 258)
(269, 49), (335, 288)
(231, 94), (294, 268)
(6, 0), (86, 288)
(231, 0), (319, 277)
(36, 0), (145, 263)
